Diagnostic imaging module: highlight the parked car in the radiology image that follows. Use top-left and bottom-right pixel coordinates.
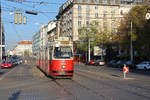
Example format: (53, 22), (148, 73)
(108, 60), (117, 67)
(125, 61), (136, 69)
(136, 61), (150, 70)
(95, 59), (105, 66)
(86, 60), (95, 65)
(116, 60), (125, 68)
(16, 58), (23, 64)
(1, 60), (13, 69)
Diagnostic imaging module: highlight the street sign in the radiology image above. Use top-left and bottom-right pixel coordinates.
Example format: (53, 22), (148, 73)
(123, 64), (129, 79)
(145, 13), (150, 20)
(94, 46), (106, 56)
(123, 66), (129, 73)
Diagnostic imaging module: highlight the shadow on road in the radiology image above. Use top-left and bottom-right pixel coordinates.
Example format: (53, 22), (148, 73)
(129, 69), (150, 77)
(0, 71), (5, 76)
(8, 90), (21, 100)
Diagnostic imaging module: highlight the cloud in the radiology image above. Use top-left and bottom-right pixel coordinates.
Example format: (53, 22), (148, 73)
(34, 22), (39, 25)
(9, 12), (14, 15)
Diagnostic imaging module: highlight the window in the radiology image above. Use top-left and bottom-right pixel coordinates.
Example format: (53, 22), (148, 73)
(95, 13), (99, 18)
(103, 0), (108, 3)
(78, 21), (82, 27)
(95, 6), (98, 10)
(110, 0), (115, 5)
(103, 6), (107, 12)
(86, 5), (90, 11)
(120, 10), (123, 15)
(135, 0), (143, 3)
(85, 0), (90, 3)
(120, 0), (134, 4)
(86, 21), (89, 26)
(78, 5), (82, 11)
(111, 8), (115, 13)
(86, 13), (90, 18)
(78, 13), (82, 18)
(103, 21), (107, 30)
(111, 14), (115, 18)
(94, 0), (99, 3)
(103, 13), (107, 18)
(54, 47), (72, 59)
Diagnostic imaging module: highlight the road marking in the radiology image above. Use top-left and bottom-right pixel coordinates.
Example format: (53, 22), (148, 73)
(0, 67), (17, 81)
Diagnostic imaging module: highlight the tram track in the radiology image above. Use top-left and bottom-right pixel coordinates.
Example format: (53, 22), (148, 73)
(75, 69), (150, 100)
(69, 79), (110, 100)
(51, 77), (110, 100)
(52, 79), (78, 100)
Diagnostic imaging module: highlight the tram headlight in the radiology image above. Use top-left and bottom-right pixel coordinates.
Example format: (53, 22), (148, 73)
(62, 65), (66, 69)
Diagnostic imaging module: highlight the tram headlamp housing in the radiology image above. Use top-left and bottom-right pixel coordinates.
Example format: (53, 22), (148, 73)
(62, 65), (66, 69)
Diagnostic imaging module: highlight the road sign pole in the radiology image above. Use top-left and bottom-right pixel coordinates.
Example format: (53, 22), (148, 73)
(124, 72), (126, 79)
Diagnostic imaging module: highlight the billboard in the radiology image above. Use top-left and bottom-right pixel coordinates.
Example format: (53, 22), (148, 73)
(94, 46), (106, 56)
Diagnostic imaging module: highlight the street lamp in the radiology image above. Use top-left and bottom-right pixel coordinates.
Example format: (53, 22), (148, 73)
(127, 0), (134, 62)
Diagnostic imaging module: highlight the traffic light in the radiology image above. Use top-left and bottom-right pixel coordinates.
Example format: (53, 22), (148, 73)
(23, 16), (27, 24)
(19, 13), (22, 24)
(14, 13), (18, 24)
(14, 11), (27, 24)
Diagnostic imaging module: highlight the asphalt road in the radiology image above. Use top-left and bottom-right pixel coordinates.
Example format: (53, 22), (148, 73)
(0, 63), (150, 100)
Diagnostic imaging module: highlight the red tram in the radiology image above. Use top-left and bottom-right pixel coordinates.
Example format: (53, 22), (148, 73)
(37, 40), (74, 78)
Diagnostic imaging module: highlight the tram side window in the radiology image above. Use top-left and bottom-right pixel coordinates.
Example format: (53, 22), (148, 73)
(54, 47), (72, 59)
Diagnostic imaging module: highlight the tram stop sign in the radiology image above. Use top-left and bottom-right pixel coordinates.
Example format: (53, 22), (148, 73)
(123, 66), (129, 73)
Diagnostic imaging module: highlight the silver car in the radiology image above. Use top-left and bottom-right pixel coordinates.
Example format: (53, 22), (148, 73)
(136, 61), (150, 70)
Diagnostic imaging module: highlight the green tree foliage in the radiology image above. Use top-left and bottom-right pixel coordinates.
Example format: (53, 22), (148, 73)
(77, 21), (111, 53)
(24, 50), (30, 56)
(118, 4), (150, 58)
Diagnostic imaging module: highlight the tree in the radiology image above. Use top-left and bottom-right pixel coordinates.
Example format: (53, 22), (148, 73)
(24, 50), (30, 56)
(77, 21), (112, 55)
(118, 4), (150, 59)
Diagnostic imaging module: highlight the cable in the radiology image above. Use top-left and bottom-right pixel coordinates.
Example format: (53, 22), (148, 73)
(5, 0), (63, 5)
(2, 1), (56, 19)
(10, 24), (23, 40)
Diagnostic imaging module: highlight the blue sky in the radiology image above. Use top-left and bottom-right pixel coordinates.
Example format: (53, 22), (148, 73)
(1, 0), (67, 50)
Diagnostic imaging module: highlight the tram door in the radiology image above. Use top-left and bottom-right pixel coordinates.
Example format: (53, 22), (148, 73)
(49, 46), (53, 74)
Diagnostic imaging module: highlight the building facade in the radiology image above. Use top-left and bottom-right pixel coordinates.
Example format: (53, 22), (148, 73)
(56, 0), (149, 41)
(0, 22), (5, 62)
(13, 41), (32, 56)
(32, 21), (56, 56)
(32, 30), (41, 55)
(40, 25), (48, 50)
(47, 21), (56, 43)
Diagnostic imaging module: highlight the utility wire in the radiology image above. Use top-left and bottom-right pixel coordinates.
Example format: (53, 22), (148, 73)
(10, 24), (23, 40)
(2, 1), (56, 19)
(5, 0), (63, 5)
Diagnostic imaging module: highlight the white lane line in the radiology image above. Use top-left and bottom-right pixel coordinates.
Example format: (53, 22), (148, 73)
(0, 67), (17, 81)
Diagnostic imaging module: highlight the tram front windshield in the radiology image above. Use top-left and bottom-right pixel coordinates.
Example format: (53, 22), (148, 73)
(54, 47), (73, 59)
